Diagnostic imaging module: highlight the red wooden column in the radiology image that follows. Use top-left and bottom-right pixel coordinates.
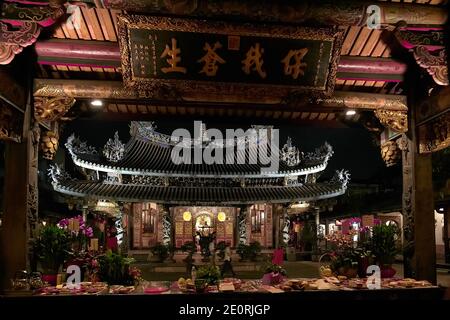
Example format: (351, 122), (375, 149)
(400, 69), (437, 283)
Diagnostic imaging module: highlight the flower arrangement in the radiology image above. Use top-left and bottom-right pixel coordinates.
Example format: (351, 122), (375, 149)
(264, 263), (287, 276)
(326, 232), (361, 278)
(262, 263), (287, 285)
(58, 215), (94, 251)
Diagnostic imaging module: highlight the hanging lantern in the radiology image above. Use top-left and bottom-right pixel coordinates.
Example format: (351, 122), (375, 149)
(40, 130), (59, 160)
(183, 211), (192, 221)
(217, 212), (226, 222)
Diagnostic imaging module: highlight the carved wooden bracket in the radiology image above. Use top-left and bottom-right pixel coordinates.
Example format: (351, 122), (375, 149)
(389, 24), (448, 87)
(34, 96), (76, 123)
(380, 140), (401, 167)
(418, 112), (450, 154)
(413, 46), (449, 86)
(40, 130), (59, 160)
(374, 109), (408, 133)
(0, 21), (40, 65)
(0, 2), (65, 65)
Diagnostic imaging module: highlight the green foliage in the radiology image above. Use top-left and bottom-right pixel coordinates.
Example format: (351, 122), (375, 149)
(196, 265), (221, 285)
(33, 225), (72, 274)
(330, 246), (360, 272)
(236, 243), (248, 260)
(181, 241), (196, 257)
(264, 263), (287, 276)
(248, 241), (262, 260)
(150, 242), (170, 261)
(97, 251), (135, 285)
(299, 223), (317, 251)
(236, 241), (261, 261)
(216, 241), (227, 259)
(370, 224), (399, 266)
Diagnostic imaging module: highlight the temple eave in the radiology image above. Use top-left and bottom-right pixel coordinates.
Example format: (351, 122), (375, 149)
(51, 181), (347, 205)
(70, 155), (329, 178)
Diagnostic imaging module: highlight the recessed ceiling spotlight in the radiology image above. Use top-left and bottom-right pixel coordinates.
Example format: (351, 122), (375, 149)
(345, 110), (356, 116)
(91, 99), (103, 107)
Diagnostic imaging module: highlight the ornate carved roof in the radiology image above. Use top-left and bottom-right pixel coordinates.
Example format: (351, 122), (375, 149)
(65, 122), (335, 178)
(48, 164), (350, 205)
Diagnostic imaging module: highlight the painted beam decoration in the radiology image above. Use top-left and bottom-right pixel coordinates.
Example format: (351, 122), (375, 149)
(0, 1), (66, 65)
(118, 15), (343, 103)
(418, 112), (450, 154)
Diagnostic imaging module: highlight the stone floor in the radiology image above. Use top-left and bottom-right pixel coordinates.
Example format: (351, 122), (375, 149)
(135, 260), (450, 287)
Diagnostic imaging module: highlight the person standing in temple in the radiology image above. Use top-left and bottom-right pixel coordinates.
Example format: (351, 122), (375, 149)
(106, 219), (118, 253)
(272, 246), (284, 266)
(221, 244), (236, 277)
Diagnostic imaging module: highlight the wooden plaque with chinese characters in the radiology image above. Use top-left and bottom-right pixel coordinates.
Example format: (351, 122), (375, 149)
(118, 15), (343, 102)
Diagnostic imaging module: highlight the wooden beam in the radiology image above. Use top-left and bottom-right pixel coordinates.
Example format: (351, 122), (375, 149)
(35, 39), (121, 68)
(34, 39), (407, 82)
(34, 79), (408, 112)
(101, 0), (447, 26)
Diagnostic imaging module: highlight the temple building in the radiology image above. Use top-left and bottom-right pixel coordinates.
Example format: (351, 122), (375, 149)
(49, 121), (349, 250)
(0, 0), (449, 291)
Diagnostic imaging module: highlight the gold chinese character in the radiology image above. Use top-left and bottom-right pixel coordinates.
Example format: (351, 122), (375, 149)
(160, 38), (187, 74)
(281, 48), (308, 79)
(197, 42), (226, 76)
(241, 43), (266, 78)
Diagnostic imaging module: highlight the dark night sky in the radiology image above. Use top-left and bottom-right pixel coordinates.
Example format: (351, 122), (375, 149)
(61, 118), (397, 184)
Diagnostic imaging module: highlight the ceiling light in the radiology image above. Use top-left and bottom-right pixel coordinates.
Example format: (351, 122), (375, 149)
(345, 110), (356, 116)
(438, 207), (444, 212)
(91, 99), (103, 107)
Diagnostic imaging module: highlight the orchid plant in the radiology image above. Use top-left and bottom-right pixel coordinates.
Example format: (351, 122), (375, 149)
(58, 215), (94, 252)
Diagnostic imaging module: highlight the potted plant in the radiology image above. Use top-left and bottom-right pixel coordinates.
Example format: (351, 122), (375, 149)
(196, 264), (221, 286)
(181, 241), (196, 260)
(370, 224), (399, 278)
(262, 263), (287, 285)
(326, 232), (359, 278)
(33, 225), (72, 285)
(150, 242), (169, 262)
(96, 251), (139, 285)
(248, 241), (262, 261)
(236, 243), (250, 261)
(215, 241), (227, 261)
(330, 247), (360, 278)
